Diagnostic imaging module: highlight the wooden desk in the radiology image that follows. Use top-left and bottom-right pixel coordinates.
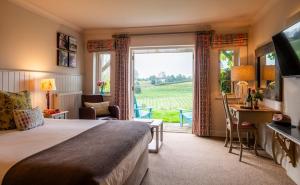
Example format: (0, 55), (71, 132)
(229, 104), (280, 148)
(229, 104), (279, 124)
(267, 123), (300, 167)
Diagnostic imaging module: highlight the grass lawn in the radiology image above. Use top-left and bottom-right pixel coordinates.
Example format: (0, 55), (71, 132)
(152, 110), (181, 123)
(135, 81), (192, 123)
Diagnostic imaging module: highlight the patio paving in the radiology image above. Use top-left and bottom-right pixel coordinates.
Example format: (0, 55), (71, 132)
(163, 122), (192, 133)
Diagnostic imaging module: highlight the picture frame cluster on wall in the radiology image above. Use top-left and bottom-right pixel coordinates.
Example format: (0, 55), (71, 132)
(57, 32), (77, 68)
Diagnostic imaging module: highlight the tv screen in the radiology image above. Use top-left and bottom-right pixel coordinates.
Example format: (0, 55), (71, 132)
(272, 22), (300, 77)
(283, 22), (300, 60)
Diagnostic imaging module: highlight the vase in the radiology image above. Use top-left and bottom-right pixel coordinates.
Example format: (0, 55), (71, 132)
(254, 100), (259, 109)
(100, 86), (105, 95)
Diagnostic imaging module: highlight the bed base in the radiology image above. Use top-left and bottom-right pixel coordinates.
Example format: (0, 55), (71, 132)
(124, 148), (149, 185)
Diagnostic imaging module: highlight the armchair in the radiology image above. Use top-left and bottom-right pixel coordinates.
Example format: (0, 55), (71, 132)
(79, 95), (120, 120)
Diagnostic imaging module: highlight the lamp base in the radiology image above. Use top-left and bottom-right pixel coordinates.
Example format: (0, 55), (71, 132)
(235, 81), (249, 104)
(46, 91), (50, 110)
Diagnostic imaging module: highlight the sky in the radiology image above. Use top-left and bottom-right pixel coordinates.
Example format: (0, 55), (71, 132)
(134, 52), (193, 79)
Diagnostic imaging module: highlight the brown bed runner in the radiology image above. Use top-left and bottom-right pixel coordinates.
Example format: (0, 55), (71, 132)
(2, 121), (151, 185)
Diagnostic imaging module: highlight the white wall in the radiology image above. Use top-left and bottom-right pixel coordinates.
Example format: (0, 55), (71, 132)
(0, 0), (84, 117)
(250, 0), (300, 183)
(0, 0), (84, 75)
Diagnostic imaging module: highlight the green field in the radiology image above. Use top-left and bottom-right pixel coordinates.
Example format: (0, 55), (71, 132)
(135, 81), (193, 123)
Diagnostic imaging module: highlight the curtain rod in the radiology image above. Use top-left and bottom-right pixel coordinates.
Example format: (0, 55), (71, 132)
(112, 30), (214, 38)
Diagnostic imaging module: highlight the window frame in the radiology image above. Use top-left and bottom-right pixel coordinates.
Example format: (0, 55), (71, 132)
(218, 48), (240, 94)
(93, 52), (112, 95)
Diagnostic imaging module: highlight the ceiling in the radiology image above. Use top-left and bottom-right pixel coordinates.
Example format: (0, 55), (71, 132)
(13, 0), (275, 30)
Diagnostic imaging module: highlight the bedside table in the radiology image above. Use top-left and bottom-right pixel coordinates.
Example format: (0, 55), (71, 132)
(44, 111), (69, 119)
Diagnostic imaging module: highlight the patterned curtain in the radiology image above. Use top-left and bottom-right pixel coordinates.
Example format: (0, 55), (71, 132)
(114, 35), (130, 120)
(87, 39), (115, 52)
(192, 31), (212, 136)
(211, 33), (248, 48)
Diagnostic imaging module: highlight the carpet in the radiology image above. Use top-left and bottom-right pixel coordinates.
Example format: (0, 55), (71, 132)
(163, 123), (192, 133)
(141, 132), (296, 185)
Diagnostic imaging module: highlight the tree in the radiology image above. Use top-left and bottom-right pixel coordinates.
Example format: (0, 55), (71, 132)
(134, 81), (142, 94)
(220, 50), (234, 93)
(175, 74), (184, 81)
(149, 75), (157, 85)
(267, 52), (276, 61)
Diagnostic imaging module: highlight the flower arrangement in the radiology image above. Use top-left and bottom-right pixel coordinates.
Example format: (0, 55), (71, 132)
(96, 80), (106, 95)
(97, 80), (106, 88)
(253, 89), (264, 101)
(251, 89), (264, 109)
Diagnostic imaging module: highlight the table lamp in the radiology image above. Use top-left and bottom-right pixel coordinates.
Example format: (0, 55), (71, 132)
(40, 79), (56, 109)
(263, 65), (275, 81)
(231, 65), (255, 103)
(263, 65), (276, 90)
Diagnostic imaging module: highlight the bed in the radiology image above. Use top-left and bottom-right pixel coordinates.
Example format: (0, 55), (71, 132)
(0, 119), (152, 185)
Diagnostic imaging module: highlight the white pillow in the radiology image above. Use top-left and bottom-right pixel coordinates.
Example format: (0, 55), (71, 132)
(84, 101), (110, 116)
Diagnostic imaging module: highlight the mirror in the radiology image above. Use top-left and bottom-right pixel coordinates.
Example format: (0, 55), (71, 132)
(260, 52), (276, 98)
(255, 42), (282, 101)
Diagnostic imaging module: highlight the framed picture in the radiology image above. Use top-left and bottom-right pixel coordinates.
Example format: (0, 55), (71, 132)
(57, 49), (68, 67)
(57, 32), (69, 50)
(69, 37), (77, 52)
(68, 52), (77, 68)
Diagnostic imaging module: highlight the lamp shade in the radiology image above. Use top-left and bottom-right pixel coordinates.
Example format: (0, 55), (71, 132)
(231, 65), (255, 81)
(40, 79), (56, 91)
(262, 65), (275, 81)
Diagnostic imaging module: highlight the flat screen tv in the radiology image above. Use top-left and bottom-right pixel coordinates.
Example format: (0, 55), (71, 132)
(272, 22), (300, 77)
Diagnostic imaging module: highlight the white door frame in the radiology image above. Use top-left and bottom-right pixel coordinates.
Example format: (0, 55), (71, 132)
(129, 45), (195, 120)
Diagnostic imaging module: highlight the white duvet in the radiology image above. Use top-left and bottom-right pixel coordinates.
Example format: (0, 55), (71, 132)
(0, 119), (149, 185)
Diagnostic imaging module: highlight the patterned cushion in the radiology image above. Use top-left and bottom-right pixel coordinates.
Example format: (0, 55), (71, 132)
(84, 101), (110, 116)
(0, 90), (32, 130)
(13, 107), (44, 131)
